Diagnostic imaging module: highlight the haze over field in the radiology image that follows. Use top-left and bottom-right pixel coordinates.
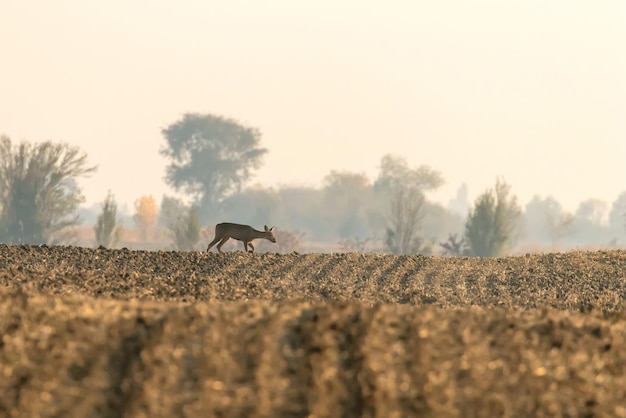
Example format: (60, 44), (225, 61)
(1, 1), (624, 213)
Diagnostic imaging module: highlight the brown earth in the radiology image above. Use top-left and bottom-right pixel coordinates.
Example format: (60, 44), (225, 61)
(1, 244), (625, 417)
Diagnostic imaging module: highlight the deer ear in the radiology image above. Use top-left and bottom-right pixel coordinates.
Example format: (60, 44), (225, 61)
(270, 227), (275, 232)
(264, 225), (269, 231)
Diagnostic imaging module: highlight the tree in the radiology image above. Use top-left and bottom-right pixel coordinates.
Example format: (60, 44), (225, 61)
(464, 178), (521, 257)
(94, 191), (121, 248)
(374, 154), (444, 254)
(133, 195), (158, 241)
(160, 113), (267, 220)
(385, 186), (426, 254)
(0, 136), (96, 244)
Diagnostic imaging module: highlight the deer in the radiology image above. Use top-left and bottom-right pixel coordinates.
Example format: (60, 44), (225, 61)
(206, 222), (276, 253)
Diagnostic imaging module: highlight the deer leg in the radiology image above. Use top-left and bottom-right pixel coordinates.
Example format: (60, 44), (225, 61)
(216, 237), (230, 253)
(248, 242), (255, 253)
(206, 236), (221, 252)
(242, 241), (250, 252)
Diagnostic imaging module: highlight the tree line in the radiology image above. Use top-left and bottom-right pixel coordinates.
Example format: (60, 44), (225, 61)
(2, 113), (625, 255)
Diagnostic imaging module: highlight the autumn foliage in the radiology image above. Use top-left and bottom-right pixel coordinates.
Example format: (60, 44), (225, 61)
(133, 195), (158, 241)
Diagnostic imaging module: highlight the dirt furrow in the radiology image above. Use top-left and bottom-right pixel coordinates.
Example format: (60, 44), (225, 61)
(1, 287), (625, 417)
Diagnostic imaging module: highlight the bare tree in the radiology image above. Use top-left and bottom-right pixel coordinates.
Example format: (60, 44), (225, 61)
(375, 154), (444, 255)
(385, 186), (426, 254)
(0, 136), (96, 244)
(439, 233), (470, 256)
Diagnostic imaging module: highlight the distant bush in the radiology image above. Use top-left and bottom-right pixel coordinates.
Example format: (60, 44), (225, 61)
(465, 178), (520, 257)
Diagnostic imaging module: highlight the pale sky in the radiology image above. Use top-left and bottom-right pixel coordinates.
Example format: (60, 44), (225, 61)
(1, 0), (624, 214)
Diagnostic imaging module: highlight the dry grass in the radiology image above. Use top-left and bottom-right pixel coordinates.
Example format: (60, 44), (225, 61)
(1, 244), (625, 417)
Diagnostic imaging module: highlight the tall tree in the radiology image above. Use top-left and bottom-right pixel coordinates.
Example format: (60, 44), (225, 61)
(385, 186), (427, 254)
(465, 178), (521, 257)
(160, 113), (267, 220)
(0, 136), (96, 244)
(374, 154), (444, 254)
(94, 191), (121, 248)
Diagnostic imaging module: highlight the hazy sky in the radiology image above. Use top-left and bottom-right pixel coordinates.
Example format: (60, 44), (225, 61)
(2, 1), (625, 215)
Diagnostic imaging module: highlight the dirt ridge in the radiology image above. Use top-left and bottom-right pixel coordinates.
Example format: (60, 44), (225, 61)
(1, 244), (624, 311)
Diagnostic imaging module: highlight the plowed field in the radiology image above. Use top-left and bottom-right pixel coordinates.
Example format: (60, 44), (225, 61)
(1, 244), (625, 417)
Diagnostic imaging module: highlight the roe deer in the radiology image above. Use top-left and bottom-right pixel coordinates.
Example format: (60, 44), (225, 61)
(206, 222), (276, 253)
